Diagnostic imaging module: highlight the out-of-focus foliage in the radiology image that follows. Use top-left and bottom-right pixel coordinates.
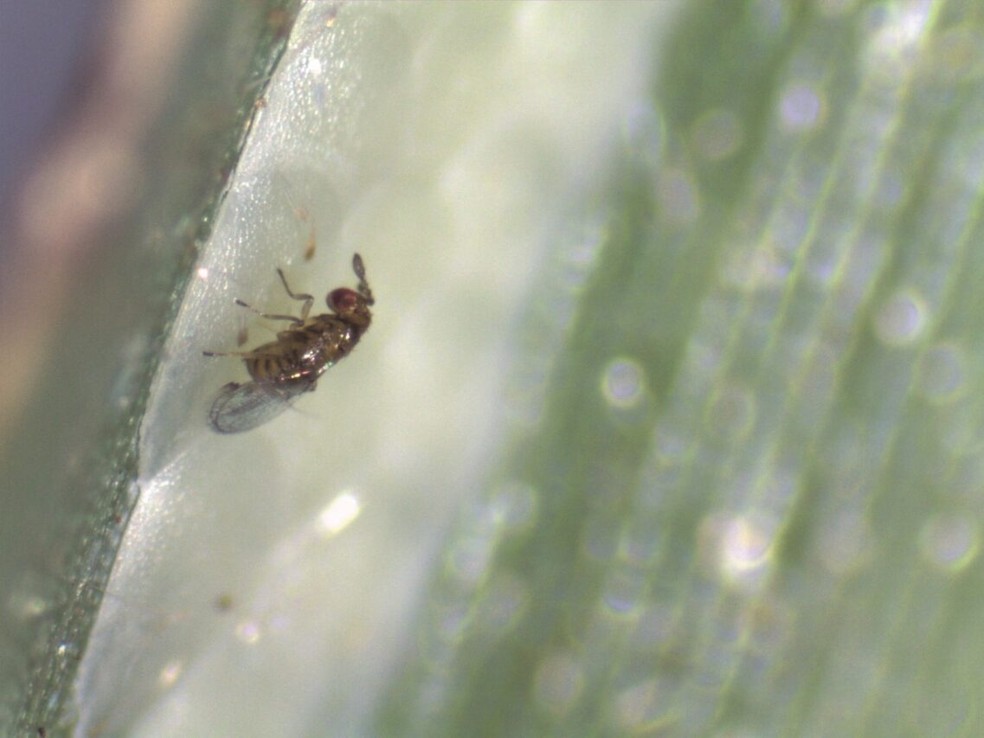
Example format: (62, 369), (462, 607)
(0, 1), (299, 734)
(377, 2), (984, 736)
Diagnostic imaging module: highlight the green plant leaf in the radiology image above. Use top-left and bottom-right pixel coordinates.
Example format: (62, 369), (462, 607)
(376, 2), (984, 737)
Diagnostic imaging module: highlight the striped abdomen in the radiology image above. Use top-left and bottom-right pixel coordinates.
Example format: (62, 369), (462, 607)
(245, 317), (356, 385)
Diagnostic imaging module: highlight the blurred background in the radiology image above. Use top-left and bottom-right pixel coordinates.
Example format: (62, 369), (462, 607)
(2, 1), (983, 736)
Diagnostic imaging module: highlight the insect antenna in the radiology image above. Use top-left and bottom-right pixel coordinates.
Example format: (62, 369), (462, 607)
(352, 253), (374, 305)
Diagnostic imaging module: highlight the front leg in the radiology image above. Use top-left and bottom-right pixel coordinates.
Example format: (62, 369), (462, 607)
(276, 268), (315, 321)
(233, 298), (304, 327)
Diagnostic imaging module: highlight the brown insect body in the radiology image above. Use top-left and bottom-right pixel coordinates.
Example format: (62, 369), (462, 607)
(244, 295), (369, 387)
(205, 253), (373, 433)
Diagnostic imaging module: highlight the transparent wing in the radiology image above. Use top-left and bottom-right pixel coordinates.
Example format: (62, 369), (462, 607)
(207, 380), (314, 434)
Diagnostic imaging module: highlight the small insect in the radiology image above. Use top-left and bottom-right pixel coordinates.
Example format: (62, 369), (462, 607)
(204, 253), (373, 433)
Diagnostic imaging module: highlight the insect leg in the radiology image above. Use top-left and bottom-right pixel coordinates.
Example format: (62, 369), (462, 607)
(233, 298), (304, 326)
(203, 348), (254, 358)
(276, 268), (315, 321)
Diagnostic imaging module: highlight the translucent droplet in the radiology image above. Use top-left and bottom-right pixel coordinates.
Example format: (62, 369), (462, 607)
(779, 83), (825, 132)
(657, 168), (700, 225)
(601, 357), (646, 409)
(917, 343), (967, 403)
(919, 513), (980, 573)
(489, 480), (538, 534)
(873, 289), (928, 345)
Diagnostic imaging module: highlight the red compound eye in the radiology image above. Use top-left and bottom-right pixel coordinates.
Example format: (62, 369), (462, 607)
(329, 287), (359, 312)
